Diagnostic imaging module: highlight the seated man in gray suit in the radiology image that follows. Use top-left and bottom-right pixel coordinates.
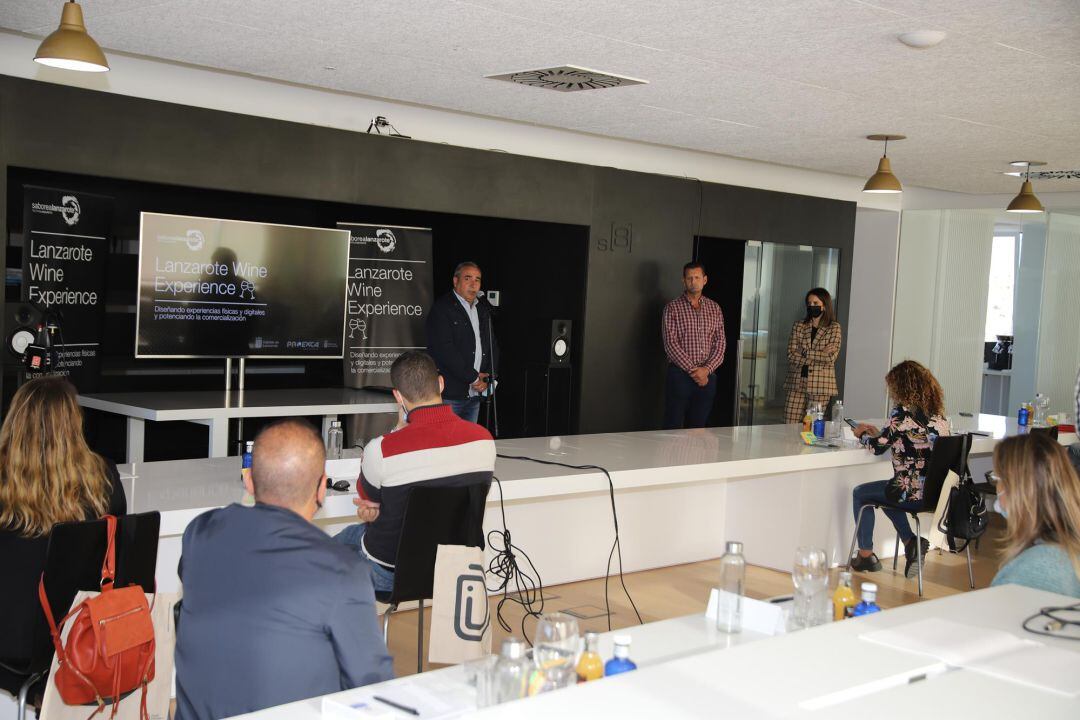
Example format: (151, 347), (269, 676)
(175, 419), (393, 720)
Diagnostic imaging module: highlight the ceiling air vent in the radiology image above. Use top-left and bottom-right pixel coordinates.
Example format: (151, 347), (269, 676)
(486, 65), (647, 92)
(1003, 169), (1080, 180)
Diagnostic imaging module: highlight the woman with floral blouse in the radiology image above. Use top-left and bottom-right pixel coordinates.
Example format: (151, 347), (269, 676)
(850, 360), (950, 578)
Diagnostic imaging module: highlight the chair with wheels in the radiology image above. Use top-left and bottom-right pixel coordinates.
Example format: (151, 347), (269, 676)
(0, 512), (159, 720)
(846, 434), (972, 597)
(377, 484), (489, 674)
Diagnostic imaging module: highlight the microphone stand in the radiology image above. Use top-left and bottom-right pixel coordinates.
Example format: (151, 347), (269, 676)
(480, 296), (499, 438)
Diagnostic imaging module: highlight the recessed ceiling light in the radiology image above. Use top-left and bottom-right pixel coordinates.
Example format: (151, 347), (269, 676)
(323, 65), (336, 71)
(898, 30), (947, 49)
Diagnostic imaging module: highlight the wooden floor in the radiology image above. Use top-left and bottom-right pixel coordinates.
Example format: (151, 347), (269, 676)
(385, 514), (1008, 677)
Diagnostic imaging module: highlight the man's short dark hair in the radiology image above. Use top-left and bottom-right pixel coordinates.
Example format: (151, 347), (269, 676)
(390, 351), (441, 402)
(683, 261), (706, 276)
(453, 261), (481, 279)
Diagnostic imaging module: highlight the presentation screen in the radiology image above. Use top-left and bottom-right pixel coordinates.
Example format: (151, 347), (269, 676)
(136, 212), (350, 359)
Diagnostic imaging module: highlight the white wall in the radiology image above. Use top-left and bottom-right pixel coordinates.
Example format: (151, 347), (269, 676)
(843, 208), (900, 419)
(892, 210), (997, 415)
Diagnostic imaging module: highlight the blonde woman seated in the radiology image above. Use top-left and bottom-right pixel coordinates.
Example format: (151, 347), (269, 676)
(991, 433), (1080, 598)
(0, 377), (125, 698)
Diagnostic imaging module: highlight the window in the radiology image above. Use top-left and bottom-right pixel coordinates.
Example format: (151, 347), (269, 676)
(984, 234), (1016, 342)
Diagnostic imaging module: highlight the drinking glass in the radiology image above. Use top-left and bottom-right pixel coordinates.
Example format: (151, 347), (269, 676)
(791, 546), (829, 629)
(532, 613), (580, 672)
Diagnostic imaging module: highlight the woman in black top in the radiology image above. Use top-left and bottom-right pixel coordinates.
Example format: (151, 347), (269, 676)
(0, 377), (125, 696)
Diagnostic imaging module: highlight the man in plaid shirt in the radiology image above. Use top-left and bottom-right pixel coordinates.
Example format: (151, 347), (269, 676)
(662, 262), (726, 429)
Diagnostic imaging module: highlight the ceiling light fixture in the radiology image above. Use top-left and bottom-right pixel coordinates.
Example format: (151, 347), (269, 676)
(34, 0), (109, 73)
(898, 30), (947, 49)
(1006, 161), (1046, 214)
(862, 134), (905, 194)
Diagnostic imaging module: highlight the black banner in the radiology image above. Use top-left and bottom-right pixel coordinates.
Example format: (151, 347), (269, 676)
(339, 223), (433, 387)
(21, 186), (111, 390)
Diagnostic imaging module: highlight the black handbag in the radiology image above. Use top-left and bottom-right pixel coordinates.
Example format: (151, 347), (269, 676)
(937, 473), (988, 552)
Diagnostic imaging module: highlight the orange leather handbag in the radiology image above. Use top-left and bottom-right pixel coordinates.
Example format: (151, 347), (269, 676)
(38, 515), (155, 720)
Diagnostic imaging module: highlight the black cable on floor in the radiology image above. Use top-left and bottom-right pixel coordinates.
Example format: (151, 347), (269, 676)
(485, 475), (546, 643)
(496, 453), (643, 630)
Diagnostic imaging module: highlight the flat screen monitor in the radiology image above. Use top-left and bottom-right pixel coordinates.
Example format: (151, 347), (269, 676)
(136, 212), (349, 359)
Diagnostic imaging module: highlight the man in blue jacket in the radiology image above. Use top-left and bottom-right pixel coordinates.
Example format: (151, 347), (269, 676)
(425, 261), (498, 423)
(174, 419), (393, 720)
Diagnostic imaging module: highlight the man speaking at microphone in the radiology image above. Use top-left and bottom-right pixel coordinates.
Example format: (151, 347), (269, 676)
(425, 261), (498, 423)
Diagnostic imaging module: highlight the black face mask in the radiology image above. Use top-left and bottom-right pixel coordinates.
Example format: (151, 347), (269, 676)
(807, 305), (823, 319)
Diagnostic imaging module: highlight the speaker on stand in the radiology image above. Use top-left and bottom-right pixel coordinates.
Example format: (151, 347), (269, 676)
(522, 319), (573, 436)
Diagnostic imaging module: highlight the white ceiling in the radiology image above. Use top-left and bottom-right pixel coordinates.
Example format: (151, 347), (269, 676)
(3, 0), (1079, 193)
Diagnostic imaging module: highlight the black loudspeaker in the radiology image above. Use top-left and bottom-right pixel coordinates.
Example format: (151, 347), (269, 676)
(5, 303), (43, 361)
(549, 319), (571, 365)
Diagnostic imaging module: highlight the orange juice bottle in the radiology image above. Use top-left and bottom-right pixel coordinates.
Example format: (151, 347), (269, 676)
(832, 571), (857, 621)
(576, 632), (603, 682)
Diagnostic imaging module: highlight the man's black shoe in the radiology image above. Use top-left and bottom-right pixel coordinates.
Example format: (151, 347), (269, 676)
(904, 536), (930, 579)
(850, 553), (882, 572)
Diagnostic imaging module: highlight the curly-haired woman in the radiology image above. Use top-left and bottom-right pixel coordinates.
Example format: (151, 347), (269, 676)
(849, 360), (950, 578)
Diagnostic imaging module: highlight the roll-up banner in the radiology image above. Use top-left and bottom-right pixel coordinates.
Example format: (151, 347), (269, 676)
(338, 223), (433, 388)
(20, 186), (111, 390)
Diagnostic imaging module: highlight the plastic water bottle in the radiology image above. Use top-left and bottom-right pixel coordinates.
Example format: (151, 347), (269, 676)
(241, 440), (254, 483)
(812, 411), (826, 438)
(851, 582), (882, 617)
(326, 420), (343, 460)
(604, 636), (637, 676)
(717, 541), (745, 633)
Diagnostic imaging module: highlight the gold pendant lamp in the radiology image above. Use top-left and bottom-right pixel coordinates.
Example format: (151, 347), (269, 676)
(1006, 161), (1045, 214)
(862, 134), (906, 194)
(34, 1), (109, 73)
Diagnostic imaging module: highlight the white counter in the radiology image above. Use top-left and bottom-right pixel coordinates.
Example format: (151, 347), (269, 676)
(122, 415), (1011, 593)
(226, 584), (1080, 720)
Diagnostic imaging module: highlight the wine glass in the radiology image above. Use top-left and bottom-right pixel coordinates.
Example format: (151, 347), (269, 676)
(791, 546), (828, 629)
(532, 613), (580, 672)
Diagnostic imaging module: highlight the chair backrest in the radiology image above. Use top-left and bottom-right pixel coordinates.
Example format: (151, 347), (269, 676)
(919, 434), (972, 512)
(28, 511), (160, 672)
(386, 484), (489, 604)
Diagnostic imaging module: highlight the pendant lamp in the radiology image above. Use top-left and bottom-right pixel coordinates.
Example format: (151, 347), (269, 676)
(34, 1), (109, 73)
(862, 134), (905, 194)
(1006, 161), (1045, 214)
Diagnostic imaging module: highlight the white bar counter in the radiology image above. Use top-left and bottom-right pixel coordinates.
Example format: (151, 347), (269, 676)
(122, 415), (1012, 593)
(81, 387), (398, 462)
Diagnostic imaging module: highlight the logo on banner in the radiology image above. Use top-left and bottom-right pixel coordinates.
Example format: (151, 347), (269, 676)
(351, 228), (397, 254)
(453, 563), (490, 641)
(156, 229), (205, 251)
(30, 195), (82, 226)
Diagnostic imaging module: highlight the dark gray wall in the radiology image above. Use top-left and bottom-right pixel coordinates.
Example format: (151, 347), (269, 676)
(0, 75), (855, 433)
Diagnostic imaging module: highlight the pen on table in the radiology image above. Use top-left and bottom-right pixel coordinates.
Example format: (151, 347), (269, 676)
(373, 695), (420, 716)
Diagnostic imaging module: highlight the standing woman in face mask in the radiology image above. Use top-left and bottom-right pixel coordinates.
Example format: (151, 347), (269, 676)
(783, 288), (842, 424)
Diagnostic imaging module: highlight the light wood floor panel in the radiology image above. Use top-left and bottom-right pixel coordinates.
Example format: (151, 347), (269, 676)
(385, 515), (1008, 677)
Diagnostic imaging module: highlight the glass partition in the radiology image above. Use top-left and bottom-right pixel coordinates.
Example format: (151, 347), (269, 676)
(891, 209), (1080, 422)
(737, 242), (840, 425)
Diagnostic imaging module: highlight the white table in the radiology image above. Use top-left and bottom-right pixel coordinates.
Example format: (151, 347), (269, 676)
(80, 387), (398, 462)
(121, 415), (1012, 594)
(227, 585), (1080, 720)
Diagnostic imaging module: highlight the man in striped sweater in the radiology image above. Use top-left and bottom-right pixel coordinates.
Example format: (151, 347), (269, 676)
(335, 350), (495, 593)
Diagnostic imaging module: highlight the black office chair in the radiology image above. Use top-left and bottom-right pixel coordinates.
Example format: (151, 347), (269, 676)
(377, 484), (489, 674)
(846, 434), (972, 597)
(0, 512), (159, 720)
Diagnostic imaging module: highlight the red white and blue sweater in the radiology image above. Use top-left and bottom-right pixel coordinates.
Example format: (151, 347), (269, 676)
(358, 403), (495, 568)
